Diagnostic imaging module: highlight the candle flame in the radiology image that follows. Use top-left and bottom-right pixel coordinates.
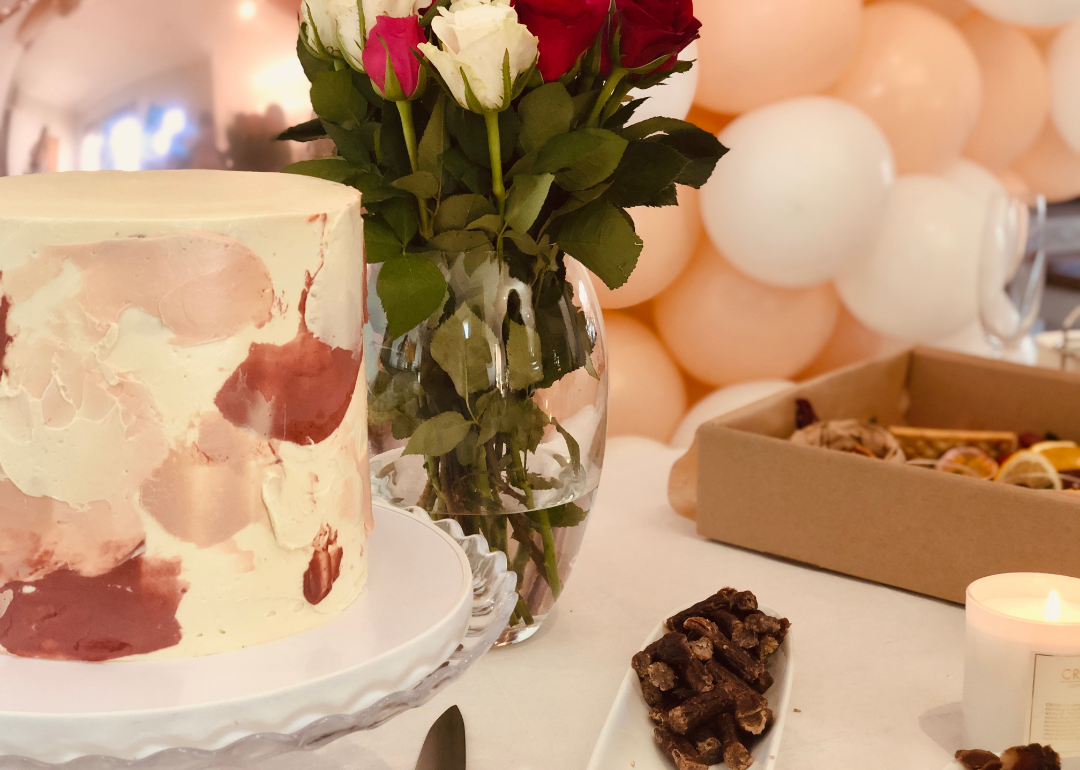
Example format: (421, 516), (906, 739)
(1046, 590), (1062, 622)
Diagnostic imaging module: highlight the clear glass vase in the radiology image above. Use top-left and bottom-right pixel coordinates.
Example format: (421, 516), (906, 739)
(366, 254), (607, 644)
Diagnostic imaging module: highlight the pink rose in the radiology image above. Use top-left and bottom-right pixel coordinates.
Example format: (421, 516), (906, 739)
(363, 15), (427, 100)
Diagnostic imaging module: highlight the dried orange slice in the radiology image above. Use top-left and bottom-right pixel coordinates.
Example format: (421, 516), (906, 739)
(995, 451), (1063, 490)
(935, 447), (999, 479)
(1029, 440), (1080, 472)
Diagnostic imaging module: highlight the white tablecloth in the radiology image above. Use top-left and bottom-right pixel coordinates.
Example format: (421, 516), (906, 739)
(258, 437), (964, 770)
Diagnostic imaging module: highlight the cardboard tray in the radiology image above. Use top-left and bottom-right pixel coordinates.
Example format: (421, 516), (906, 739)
(695, 348), (1080, 604)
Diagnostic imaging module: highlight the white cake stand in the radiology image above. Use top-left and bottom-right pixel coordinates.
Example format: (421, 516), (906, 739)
(0, 502), (517, 769)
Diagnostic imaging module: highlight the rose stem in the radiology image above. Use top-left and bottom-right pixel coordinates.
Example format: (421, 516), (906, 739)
(587, 67), (628, 128)
(396, 100), (431, 236)
(483, 111), (507, 244)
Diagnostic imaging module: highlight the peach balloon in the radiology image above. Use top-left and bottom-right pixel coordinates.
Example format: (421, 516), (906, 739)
(593, 187), (701, 310)
(996, 169), (1031, 196)
(869, 0), (974, 21)
(653, 245), (841, 387)
(797, 308), (887, 380)
(693, 0), (862, 115)
(603, 312), (688, 442)
(1013, 120), (1080, 202)
(832, 3), (983, 173)
(959, 14), (1050, 170)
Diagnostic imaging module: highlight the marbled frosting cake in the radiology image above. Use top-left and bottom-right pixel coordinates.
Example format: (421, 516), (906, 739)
(0, 170), (371, 661)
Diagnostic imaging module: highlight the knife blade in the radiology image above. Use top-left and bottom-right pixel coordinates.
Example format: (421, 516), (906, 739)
(413, 705), (466, 770)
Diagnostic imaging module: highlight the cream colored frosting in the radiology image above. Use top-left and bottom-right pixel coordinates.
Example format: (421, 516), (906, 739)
(0, 170), (370, 661)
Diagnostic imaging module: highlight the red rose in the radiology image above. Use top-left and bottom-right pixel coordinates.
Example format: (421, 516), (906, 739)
(363, 16), (427, 100)
(515, 0), (609, 82)
(609, 0), (701, 72)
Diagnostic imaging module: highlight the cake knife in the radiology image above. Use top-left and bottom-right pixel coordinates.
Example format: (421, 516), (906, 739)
(413, 706), (466, 770)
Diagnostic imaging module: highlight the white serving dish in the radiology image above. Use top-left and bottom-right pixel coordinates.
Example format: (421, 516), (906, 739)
(0, 502), (517, 767)
(587, 603), (794, 770)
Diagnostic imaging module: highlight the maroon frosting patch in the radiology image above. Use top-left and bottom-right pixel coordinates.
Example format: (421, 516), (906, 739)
(0, 556), (187, 661)
(0, 281), (12, 376)
(303, 525), (343, 605)
(214, 275), (361, 445)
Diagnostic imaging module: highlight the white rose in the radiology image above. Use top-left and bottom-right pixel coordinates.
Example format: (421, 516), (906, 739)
(418, 0), (539, 112)
(302, 0), (429, 71)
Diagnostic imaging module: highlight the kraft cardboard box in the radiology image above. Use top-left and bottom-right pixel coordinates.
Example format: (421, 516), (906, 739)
(693, 347), (1080, 604)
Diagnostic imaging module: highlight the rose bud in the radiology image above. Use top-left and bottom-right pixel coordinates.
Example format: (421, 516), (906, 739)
(363, 15), (429, 101)
(514, 0), (609, 82)
(607, 0), (701, 74)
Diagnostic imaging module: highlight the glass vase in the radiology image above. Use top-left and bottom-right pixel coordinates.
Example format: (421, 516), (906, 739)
(365, 253), (607, 645)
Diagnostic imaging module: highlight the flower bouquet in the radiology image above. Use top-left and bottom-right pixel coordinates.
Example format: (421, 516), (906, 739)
(284, 0), (726, 641)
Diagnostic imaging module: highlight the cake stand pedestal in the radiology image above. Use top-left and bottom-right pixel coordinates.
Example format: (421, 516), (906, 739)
(0, 503), (516, 769)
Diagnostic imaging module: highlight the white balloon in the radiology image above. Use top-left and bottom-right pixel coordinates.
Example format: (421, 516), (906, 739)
(700, 96), (895, 289)
(628, 42), (699, 123)
(968, 0), (1080, 26)
(1049, 22), (1080, 156)
(942, 159), (1007, 211)
(669, 380), (794, 450)
(835, 175), (984, 342)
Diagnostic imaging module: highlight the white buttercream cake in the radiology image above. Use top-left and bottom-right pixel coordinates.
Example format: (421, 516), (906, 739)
(0, 170), (371, 661)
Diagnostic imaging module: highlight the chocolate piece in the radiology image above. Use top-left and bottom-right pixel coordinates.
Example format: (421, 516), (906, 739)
(656, 632), (714, 693)
(1000, 744), (1061, 770)
(302, 525), (343, 605)
(654, 727), (709, 770)
(689, 636), (714, 661)
(663, 687), (736, 735)
(757, 635), (780, 661)
(642, 680), (665, 707)
(705, 660), (770, 734)
(733, 591), (759, 614)
(649, 707), (665, 725)
(632, 650), (652, 679)
(719, 712), (755, 770)
(795, 398), (818, 429)
(647, 662), (677, 691)
(684, 617), (771, 692)
(667, 590), (738, 632)
(956, 750), (1004, 770)
(694, 735), (722, 765)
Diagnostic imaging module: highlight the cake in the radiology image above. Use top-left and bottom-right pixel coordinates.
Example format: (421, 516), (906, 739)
(0, 170), (371, 661)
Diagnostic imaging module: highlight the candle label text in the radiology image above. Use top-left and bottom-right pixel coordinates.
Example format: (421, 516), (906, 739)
(1030, 653), (1080, 754)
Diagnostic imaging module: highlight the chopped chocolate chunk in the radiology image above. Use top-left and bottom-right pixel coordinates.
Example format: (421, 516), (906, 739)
(663, 687), (736, 735)
(656, 632), (714, 693)
(695, 735), (722, 765)
(719, 712), (755, 770)
(956, 750), (1004, 770)
(654, 727), (708, 770)
(684, 617), (770, 691)
(796, 399), (819, 430)
(689, 637), (713, 661)
(1000, 744), (1061, 770)
(648, 662), (677, 691)
(632, 650), (653, 679)
(642, 680), (665, 707)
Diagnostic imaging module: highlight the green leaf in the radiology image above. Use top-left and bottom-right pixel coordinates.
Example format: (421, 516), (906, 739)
(363, 216), (403, 263)
(553, 418), (581, 473)
(435, 194), (497, 233)
(466, 214), (504, 235)
(554, 199), (642, 290)
(377, 253), (448, 339)
(282, 157), (357, 184)
(418, 95), (449, 177)
(429, 229), (492, 254)
(505, 173), (555, 234)
(442, 146), (492, 195)
(311, 70), (367, 127)
(519, 83), (574, 154)
(375, 196), (419, 245)
(402, 412), (473, 458)
(535, 129), (628, 192)
(392, 170), (440, 199)
(541, 501), (588, 528)
(507, 321), (544, 391)
(606, 140), (689, 208)
(430, 305), (495, 398)
(321, 120), (376, 165)
(504, 229), (540, 256)
(549, 182), (611, 219)
(477, 393), (549, 450)
(621, 117), (729, 189)
(297, 33), (334, 82)
(278, 118), (327, 143)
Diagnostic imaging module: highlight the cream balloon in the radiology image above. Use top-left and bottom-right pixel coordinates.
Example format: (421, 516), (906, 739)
(654, 246), (841, 386)
(669, 380), (794, 450)
(966, 0), (1080, 26)
(943, 158), (1007, 208)
(700, 96), (894, 288)
(835, 175), (984, 341)
(1013, 121), (1080, 202)
(1048, 21), (1080, 155)
(694, 0), (862, 114)
(960, 14), (1050, 171)
(870, 0), (974, 21)
(797, 307), (888, 379)
(594, 186), (701, 309)
(603, 312), (688, 443)
(628, 42), (698, 123)
(832, 3), (983, 174)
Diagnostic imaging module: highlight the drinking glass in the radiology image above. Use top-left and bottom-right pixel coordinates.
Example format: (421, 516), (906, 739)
(978, 192), (1048, 360)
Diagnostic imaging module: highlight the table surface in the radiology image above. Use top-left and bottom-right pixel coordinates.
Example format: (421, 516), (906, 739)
(256, 437), (963, 770)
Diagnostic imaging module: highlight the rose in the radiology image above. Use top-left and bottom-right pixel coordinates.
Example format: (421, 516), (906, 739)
(302, 0), (430, 71)
(364, 16), (428, 100)
(514, 0), (609, 82)
(418, 0), (539, 112)
(608, 0), (700, 73)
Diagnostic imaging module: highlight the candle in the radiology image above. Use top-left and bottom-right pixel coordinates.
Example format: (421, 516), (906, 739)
(964, 574), (1080, 759)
